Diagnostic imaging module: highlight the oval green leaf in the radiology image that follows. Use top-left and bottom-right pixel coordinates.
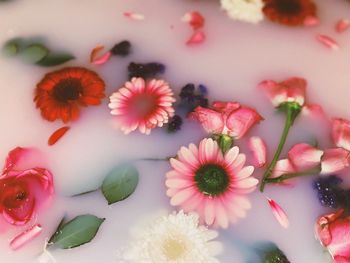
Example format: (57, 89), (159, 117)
(2, 43), (18, 56)
(21, 44), (49, 63)
(102, 164), (139, 205)
(36, 52), (75, 67)
(50, 214), (105, 249)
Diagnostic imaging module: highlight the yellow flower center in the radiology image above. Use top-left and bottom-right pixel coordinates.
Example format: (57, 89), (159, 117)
(162, 238), (187, 260)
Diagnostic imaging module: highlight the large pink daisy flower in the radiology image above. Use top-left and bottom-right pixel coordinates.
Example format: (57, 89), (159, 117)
(108, 77), (176, 134)
(166, 138), (258, 228)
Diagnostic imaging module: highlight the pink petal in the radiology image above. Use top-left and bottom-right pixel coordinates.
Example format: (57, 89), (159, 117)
(2, 147), (29, 175)
(258, 80), (287, 107)
(336, 19), (350, 33)
(181, 11), (205, 30)
(189, 106), (225, 134)
(316, 34), (340, 50)
(226, 106), (263, 139)
(123, 11), (145, 20)
(271, 159), (296, 178)
(266, 197), (289, 228)
(248, 136), (267, 167)
(332, 118), (350, 151)
(186, 31), (206, 45)
(288, 143), (323, 171)
(9, 224), (42, 250)
(302, 104), (327, 119)
(91, 50), (112, 65)
(304, 16), (320, 27)
(212, 101), (240, 113)
(321, 148), (350, 174)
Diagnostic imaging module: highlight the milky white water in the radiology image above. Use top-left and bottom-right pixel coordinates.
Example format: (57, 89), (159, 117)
(1, 0), (350, 262)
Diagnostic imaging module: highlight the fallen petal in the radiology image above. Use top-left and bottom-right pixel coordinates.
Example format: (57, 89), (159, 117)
(316, 34), (339, 50)
(90, 45), (104, 62)
(9, 224), (42, 250)
(271, 159), (295, 178)
(321, 148), (350, 174)
(288, 143), (323, 171)
(92, 51), (112, 65)
(248, 136), (267, 167)
(186, 31), (206, 45)
(302, 104), (327, 119)
(123, 11), (145, 20)
(304, 16), (320, 27)
(181, 11), (205, 30)
(48, 126), (70, 146)
(266, 197), (289, 229)
(336, 19), (350, 33)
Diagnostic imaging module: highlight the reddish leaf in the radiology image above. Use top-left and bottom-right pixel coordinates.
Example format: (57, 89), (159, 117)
(48, 126), (70, 146)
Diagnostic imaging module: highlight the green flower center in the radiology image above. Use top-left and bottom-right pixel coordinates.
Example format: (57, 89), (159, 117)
(276, 0), (301, 15)
(195, 164), (229, 196)
(52, 78), (83, 102)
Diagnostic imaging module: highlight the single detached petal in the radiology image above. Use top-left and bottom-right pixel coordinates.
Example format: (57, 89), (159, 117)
(123, 11), (145, 20)
(271, 159), (296, 178)
(332, 118), (350, 152)
(248, 136), (267, 167)
(266, 197), (289, 228)
(304, 16), (320, 27)
(321, 148), (350, 174)
(189, 106), (225, 134)
(186, 31), (206, 45)
(316, 34), (340, 51)
(9, 224), (42, 250)
(226, 106), (263, 139)
(90, 45), (112, 65)
(48, 126), (70, 146)
(181, 11), (205, 30)
(336, 19), (350, 33)
(288, 143), (323, 171)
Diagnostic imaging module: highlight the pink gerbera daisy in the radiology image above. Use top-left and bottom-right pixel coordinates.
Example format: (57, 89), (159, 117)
(108, 77), (176, 134)
(166, 138), (258, 228)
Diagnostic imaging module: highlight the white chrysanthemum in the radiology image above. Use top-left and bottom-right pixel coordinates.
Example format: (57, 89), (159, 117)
(221, 0), (264, 24)
(120, 211), (222, 263)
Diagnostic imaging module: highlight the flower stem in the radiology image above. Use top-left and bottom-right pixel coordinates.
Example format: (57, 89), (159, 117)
(264, 167), (320, 184)
(260, 108), (294, 192)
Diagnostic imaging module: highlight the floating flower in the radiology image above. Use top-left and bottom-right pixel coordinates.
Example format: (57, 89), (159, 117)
(315, 209), (350, 263)
(220, 0), (264, 24)
(0, 147), (54, 225)
(263, 0), (317, 26)
(109, 77), (176, 134)
(190, 101), (262, 139)
(121, 210), (222, 263)
(34, 67), (105, 123)
(166, 138), (258, 228)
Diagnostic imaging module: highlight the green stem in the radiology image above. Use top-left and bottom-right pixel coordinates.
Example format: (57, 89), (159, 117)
(264, 168), (319, 184)
(259, 109), (294, 192)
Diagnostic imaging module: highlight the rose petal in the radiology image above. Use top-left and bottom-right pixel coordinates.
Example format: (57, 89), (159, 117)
(91, 50), (112, 65)
(321, 148), (350, 174)
(9, 224), (42, 250)
(90, 45), (104, 62)
(226, 106), (263, 139)
(271, 159), (296, 178)
(332, 118), (350, 151)
(181, 11), (205, 30)
(248, 136), (267, 167)
(266, 197), (289, 228)
(186, 30), (206, 45)
(123, 11), (145, 20)
(48, 126), (70, 146)
(316, 34), (340, 50)
(2, 147), (29, 174)
(302, 103), (327, 119)
(336, 19), (350, 33)
(288, 143), (323, 171)
(304, 16), (320, 27)
(189, 106), (225, 134)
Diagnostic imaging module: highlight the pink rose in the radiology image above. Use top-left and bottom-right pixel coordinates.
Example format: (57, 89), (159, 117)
(189, 101), (262, 139)
(315, 209), (350, 263)
(0, 147), (54, 225)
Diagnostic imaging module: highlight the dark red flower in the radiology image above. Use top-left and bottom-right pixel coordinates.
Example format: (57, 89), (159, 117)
(34, 67), (105, 123)
(263, 0), (317, 26)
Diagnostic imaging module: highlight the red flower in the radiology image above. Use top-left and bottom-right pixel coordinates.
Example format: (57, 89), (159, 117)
(315, 209), (350, 263)
(34, 67), (105, 123)
(189, 101), (262, 139)
(0, 148), (54, 225)
(263, 0), (317, 26)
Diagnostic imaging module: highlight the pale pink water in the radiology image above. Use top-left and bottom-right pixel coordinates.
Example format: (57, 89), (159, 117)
(1, 0), (350, 262)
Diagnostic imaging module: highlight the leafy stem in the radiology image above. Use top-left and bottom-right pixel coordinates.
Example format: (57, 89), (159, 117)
(260, 102), (301, 192)
(264, 167), (321, 184)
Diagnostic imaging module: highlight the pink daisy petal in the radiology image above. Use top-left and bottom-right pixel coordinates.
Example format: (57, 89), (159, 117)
(266, 197), (289, 229)
(224, 146), (239, 166)
(165, 178), (193, 189)
(204, 199), (216, 225)
(215, 201), (229, 229)
(235, 166), (255, 180)
(231, 154), (247, 173)
(170, 187), (195, 206)
(234, 177), (258, 188)
(316, 34), (340, 50)
(178, 146), (200, 169)
(9, 224), (42, 250)
(248, 136), (267, 167)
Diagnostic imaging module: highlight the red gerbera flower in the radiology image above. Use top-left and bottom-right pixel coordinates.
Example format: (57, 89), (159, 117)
(34, 67), (105, 123)
(263, 0), (317, 26)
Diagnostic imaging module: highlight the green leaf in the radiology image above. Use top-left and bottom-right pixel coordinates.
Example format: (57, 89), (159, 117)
(36, 52), (75, 67)
(2, 43), (18, 56)
(21, 44), (49, 63)
(102, 164), (139, 205)
(50, 214), (105, 249)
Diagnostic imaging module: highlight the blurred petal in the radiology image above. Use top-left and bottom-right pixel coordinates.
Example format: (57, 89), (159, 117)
(266, 197), (289, 228)
(248, 136), (267, 167)
(336, 19), (350, 33)
(186, 31), (206, 45)
(189, 106), (225, 134)
(316, 34), (340, 51)
(181, 11), (205, 30)
(9, 224), (42, 250)
(332, 118), (350, 151)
